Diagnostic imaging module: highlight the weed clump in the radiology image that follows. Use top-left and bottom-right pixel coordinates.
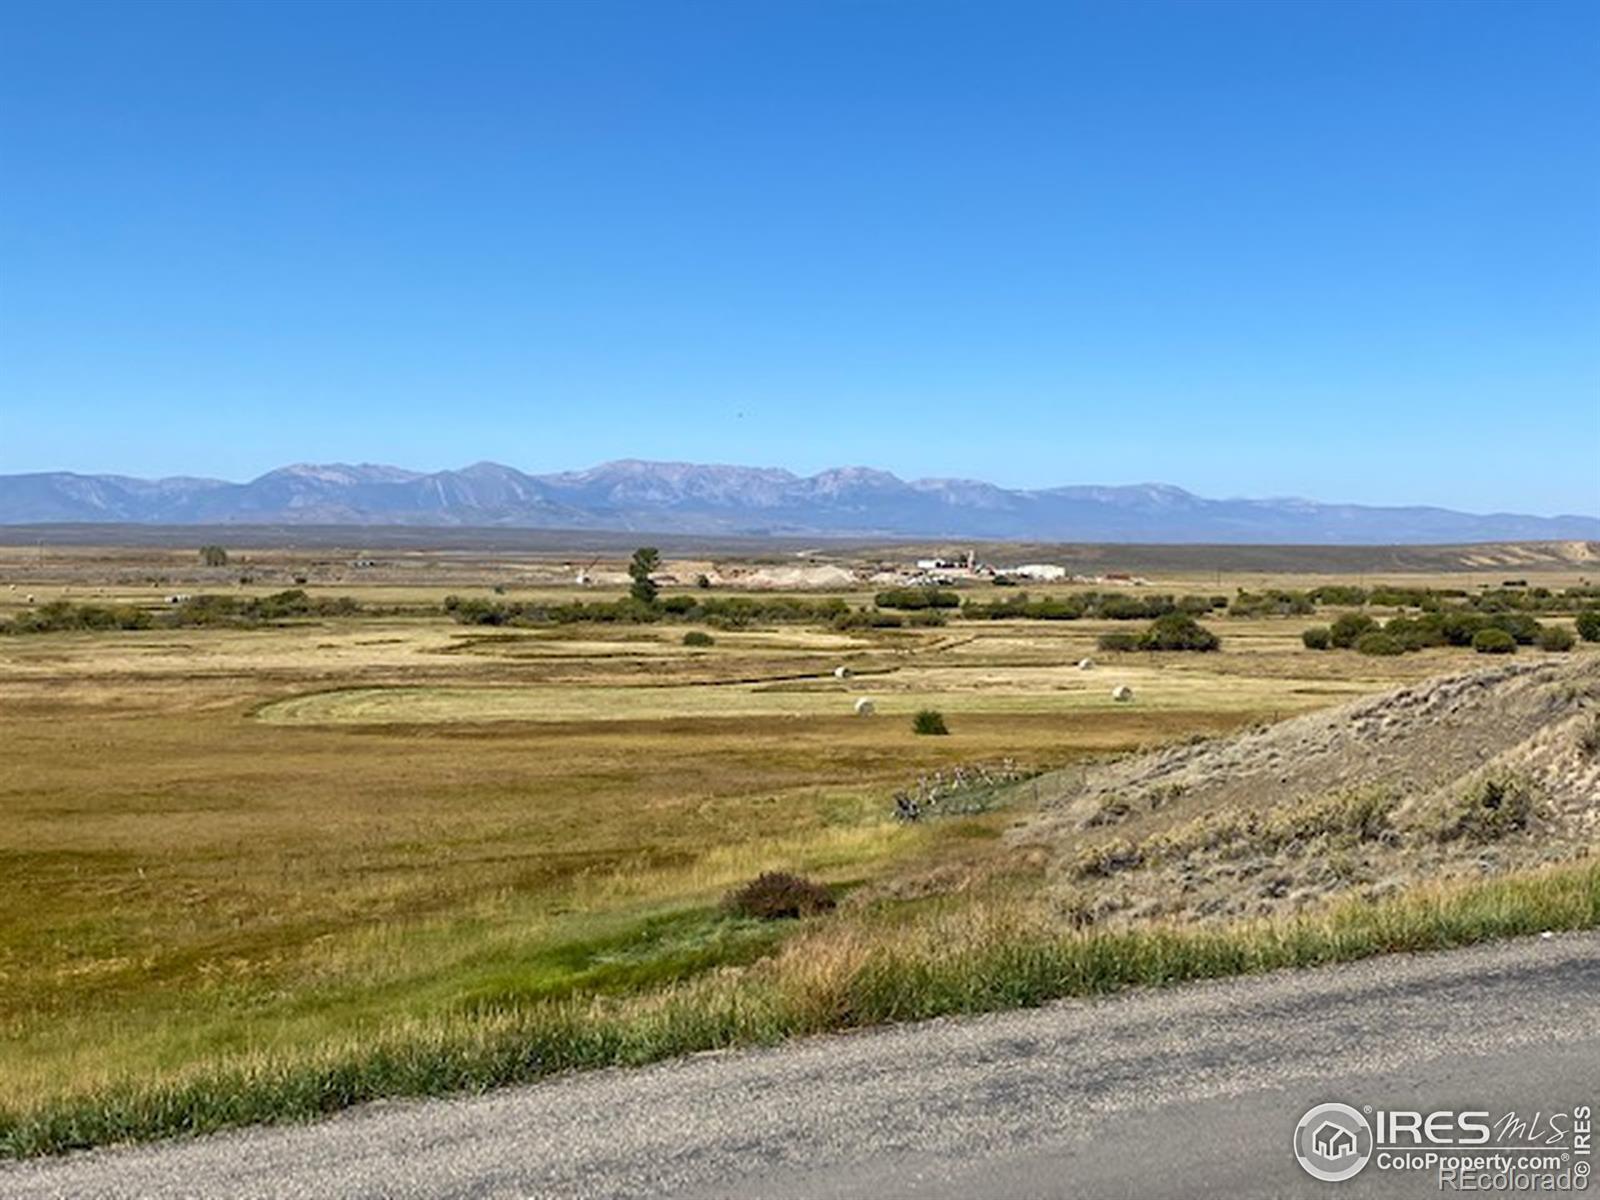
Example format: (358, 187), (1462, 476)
(723, 872), (836, 920)
(1538, 626), (1575, 653)
(912, 709), (950, 736)
(1428, 774), (1538, 843)
(1579, 717), (1600, 760)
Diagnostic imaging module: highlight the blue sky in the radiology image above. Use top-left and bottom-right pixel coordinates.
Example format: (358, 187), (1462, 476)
(2, 0), (1596, 514)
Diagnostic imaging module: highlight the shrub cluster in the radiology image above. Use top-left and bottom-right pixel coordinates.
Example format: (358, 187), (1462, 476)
(1, 590), (362, 635)
(444, 594), (852, 629)
(1305, 584), (1599, 615)
(1303, 609), (1567, 656)
(2, 600), (151, 634)
(873, 587), (960, 610)
(912, 708), (950, 735)
(1097, 613), (1220, 652)
(168, 590), (361, 626)
(1228, 589), (1315, 617)
(1578, 610), (1600, 643)
(828, 607), (947, 631)
(961, 592), (1222, 622)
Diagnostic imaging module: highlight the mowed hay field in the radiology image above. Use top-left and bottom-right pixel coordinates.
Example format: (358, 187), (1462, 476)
(0, 572), (1586, 1138)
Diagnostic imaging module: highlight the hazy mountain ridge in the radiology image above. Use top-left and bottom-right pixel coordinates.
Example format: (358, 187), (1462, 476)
(1, 461), (1595, 544)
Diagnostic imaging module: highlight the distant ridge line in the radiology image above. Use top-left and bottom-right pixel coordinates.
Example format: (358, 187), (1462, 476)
(0, 460), (1594, 545)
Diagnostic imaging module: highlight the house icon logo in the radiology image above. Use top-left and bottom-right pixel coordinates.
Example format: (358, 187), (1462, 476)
(1313, 1121), (1357, 1159)
(1294, 1102), (1374, 1182)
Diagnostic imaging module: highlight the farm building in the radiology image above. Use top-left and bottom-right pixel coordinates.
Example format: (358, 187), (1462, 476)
(1011, 564), (1067, 581)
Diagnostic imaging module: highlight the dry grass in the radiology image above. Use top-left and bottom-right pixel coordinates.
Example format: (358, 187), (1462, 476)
(0, 610), (1307, 1112)
(4, 858), (1597, 1158)
(0, 566), (1557, 1145)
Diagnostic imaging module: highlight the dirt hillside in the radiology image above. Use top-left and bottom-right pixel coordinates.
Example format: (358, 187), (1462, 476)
(1016, 654), (1600, 925)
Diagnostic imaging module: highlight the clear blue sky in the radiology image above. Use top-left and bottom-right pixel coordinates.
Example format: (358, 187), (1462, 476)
(2, 0), (1596, 514)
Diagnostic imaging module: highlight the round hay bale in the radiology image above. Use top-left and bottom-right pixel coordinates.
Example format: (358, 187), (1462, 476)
(1111, 684), (1134, 703)
(833, 665), (852, 679)
(1077, 657), (1095, 670)
(853, 697), (876, 717)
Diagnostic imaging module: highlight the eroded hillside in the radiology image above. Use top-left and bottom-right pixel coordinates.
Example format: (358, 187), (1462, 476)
(1017, 656), (1600, 925)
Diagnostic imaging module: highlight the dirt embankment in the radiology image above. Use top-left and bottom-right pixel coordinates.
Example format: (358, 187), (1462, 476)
(1017, 655), (1600, 925)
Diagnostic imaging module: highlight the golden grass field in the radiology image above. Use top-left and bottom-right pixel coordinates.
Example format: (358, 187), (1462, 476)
(0, 549), (1592, 1142)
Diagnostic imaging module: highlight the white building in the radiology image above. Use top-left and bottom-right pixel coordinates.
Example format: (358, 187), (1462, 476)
(1011, 563), (1068, 581)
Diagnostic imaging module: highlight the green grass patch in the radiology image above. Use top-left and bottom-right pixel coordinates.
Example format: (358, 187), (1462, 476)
(4, 859), (1596, 1159)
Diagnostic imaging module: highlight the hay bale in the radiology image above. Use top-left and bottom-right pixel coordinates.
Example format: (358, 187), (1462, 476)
(853, 697), (876, 716)
(833, 665), (852, 679)
(1111, 685), (1135, 703)
(1077, 658), (1095, 670)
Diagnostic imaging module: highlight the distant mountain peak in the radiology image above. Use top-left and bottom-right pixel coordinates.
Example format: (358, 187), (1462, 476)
(262, 462), (424, 485)
(0, 459), (1593, 544)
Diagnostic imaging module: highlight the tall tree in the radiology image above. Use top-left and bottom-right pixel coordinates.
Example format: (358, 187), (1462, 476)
(628, 547), (661, 605)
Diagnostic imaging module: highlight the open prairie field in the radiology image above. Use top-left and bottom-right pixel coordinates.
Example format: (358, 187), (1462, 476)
(0, 541), (1594, 1151)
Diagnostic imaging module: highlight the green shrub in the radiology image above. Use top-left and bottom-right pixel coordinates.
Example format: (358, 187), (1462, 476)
(722, 872), (835, 920)
(1382, 615), (1446, 651)
(1576, 609), (1600, 643)
(681, 631), (714, 647)
(874, 588), (959, 610)
(1439, 612), (1490, 646)
(1537, 626), (1575, 653)
(2, 600), (152, 635)
(1472, 628), (1517, 655)
(912, 709), (950, 736)
(1301, 626), (1332, 650)
(832, 609), (904, 630)
(1096, 632), (1140, 652)
(1355, 631), (1404, 656)
(1228, 589), (1314, 617)
(1138, 613), (1220, 652)
(1489, 613), (1542, 645)
(1329, 613), (1377, 648)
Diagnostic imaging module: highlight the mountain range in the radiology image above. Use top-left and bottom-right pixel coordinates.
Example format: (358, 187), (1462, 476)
(2, 461), (1596, 544)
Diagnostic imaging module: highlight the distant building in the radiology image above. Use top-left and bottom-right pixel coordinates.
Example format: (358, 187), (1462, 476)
(1011, 564), (1067, 581)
